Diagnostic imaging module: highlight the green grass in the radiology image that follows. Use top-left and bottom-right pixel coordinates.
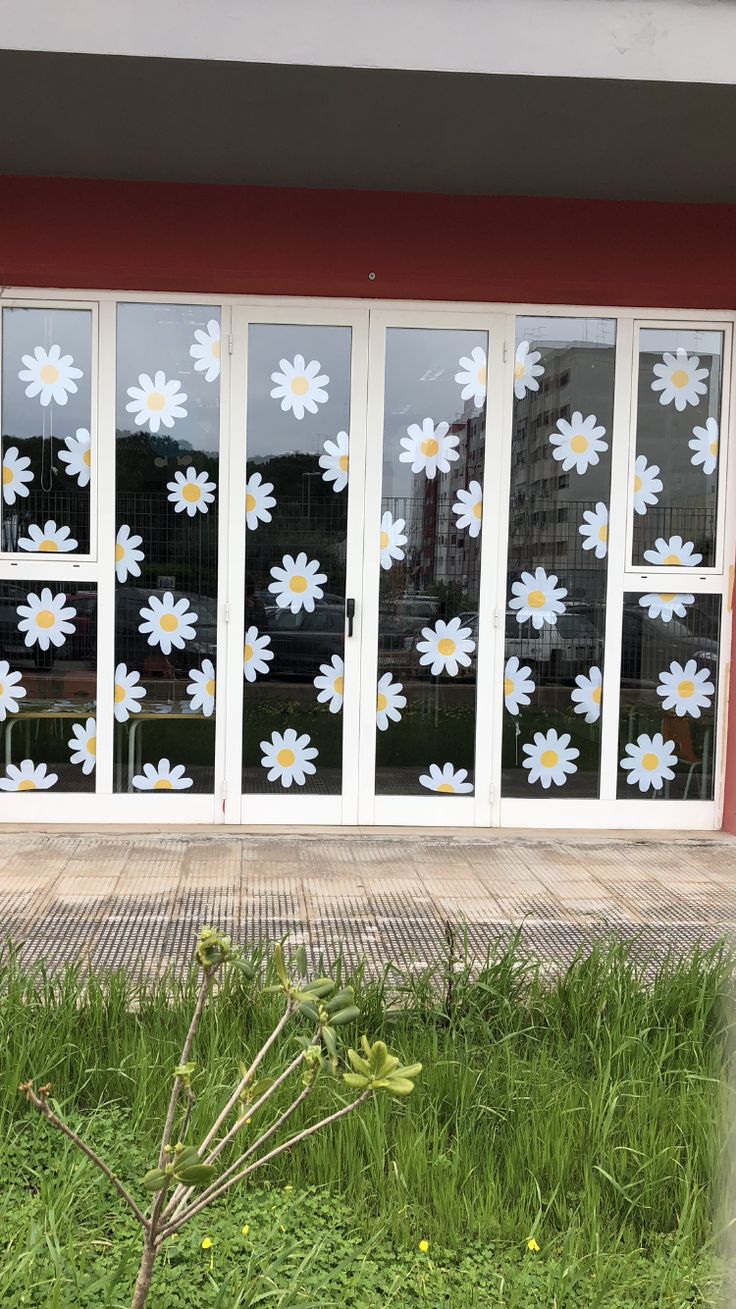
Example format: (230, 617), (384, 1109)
(1, 933), (735, 1306)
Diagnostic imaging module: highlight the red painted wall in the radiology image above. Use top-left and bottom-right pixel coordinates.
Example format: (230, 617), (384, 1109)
(0, 174), (735, 828)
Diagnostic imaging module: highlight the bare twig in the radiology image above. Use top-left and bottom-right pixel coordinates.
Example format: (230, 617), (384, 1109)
(20, 1082), (149, 1230)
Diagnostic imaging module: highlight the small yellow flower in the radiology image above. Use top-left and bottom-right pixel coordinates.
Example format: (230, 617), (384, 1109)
(201, 1237), (213, 1250)
(283, 1184), (293, 1192)
(527, 1237), (540, 1252)
(242, 1224), (250, 1238)
(418, 1239), (429, 1254)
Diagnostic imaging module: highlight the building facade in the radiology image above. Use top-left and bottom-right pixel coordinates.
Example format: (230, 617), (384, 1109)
(0, 1), (735, 831)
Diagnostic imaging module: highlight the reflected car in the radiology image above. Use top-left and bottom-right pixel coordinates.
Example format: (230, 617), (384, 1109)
(620, 603), (718, 686)
(264, 603), (346, 678)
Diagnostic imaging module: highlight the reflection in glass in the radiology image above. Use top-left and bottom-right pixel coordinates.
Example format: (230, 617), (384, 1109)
(633, 329), (723, 568)
(503, 318), (616, 798)
(1, 307), (92, 554)
(617, 592), (720, 799)
(114, 304), (221, 794)
(243, 325), (352, 796)
(375, 329), (487, 797)
(0, 579), (96, 792)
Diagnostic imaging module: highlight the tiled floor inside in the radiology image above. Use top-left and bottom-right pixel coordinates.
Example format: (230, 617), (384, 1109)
(1, 827), (734, 974)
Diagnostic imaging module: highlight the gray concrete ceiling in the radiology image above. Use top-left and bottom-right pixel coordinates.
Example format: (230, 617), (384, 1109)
(1, 49), (735, 202)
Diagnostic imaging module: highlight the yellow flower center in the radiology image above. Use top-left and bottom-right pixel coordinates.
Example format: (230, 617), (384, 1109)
(244, 643), (253, 663)
(211, 339), (221, 359)
(677, 679), (695, 699)
(670, 368), (689, 388)
(710, 440), (718, 457)
(476, 366), (486, 386)
(659, 593), (676, 602)
(379, 531), (389, 550)
(0, 684), (3, 697)
(160, 613), (178, 633)
(376, 692), (387, 712)
(420, 438), (439, 458)
(641, 752), (659, 771)
(83, 448), (91, 467)
(289, 575), (307, 593)
(598, 524), (608, 543)
(246, 494), (256, 513)
(472, 500), (482, 519)
(333, 676), (344, 696)
(205, 678), (215, 698)
(513, 361), (525, 379)
(153, 778), (173, 789)
(86, 735), (97, 757)
(114, 683), (125, 704)
(592, 686), (602, 704)
(277, 748), (295, 767)
(39, 539), (58, 552)
(147, 392), (166, 412)
(540, 750), (558, 769)
(338, 455), (349, 473)
(18, 779), (36, 791)
(290, 376), (309, 396)
(437, 638), (456, 657)
(2, 465), (12, 485)
(182, 482), (201, 503)
(35, 609), (55, 629)
(664, 554), (681, 566)
(527, 590), (546, 609)
(39, 364), (59, 385)
(570, 435), (588, 454)
(115, 542), (124, 562)
(503, 677), (514, 696)
(633, 475), (642, 493)
(436, 782), (455, 793)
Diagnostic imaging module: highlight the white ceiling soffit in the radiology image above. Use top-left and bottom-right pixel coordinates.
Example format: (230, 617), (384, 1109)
(0, 0), (735, 86)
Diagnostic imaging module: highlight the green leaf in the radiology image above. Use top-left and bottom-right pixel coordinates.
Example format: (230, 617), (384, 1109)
(174, 1163), (217, 1186)
(230, 956), (256, 980)
(330, 1006), (360, 1027)
(343, 1072), (369, 1090)
(141, 1168), (170, 1193)
(294, 944), (308, 977)
(325, 988), (355, 1014)
(297, 1001), (320, 1022)
(322, 1025), (338, 1059)
(273, 943), (289, 987)
(377, 1076), (416, 1096)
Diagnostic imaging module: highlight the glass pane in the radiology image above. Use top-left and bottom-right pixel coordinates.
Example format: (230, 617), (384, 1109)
(375, 327), (487, 798)
(632, 329), (723, 568)
(0, 579), (96, 793)
(242, 325), (351, 796)
(114, 304), (221, 794)
(503, 318), (616, 798)
(2, 307), (92, 554)
(617, 591), (720, 799)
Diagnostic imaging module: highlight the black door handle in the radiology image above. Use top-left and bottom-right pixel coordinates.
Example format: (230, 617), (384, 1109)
(346, 597), (356, 637)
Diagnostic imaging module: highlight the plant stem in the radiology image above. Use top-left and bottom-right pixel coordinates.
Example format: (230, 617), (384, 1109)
(130, 1237), (157, 1309)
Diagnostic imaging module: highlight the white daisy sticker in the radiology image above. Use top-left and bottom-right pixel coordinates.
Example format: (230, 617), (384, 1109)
(167, 466), (216, 517)
(0, 661), (26, 721)
(132, 759), (193, 791)
(399, 419), (459, 480)
(0, 759), (57, 791)
(190, 319), (221, 383)
(578, 502), (608, 559)
(187, 659), (216, 717)
(638, 592), (695, 624)
(138, 592), (198, 655)
(549, 413), (608, 475)
(632, 454), (663, 515)
(319, 432), (349, 493)
(243, 627), (273, 682)
(68, 717), (96, 775)
(18, 345), (83, 407)
(376, 672), (406, 731)
(260, 729), (318, 788)
(571, 666), (602, 724)
(115, 525), (145, 584)
(314, 655), (344, 714)
(509, 568), (567, 629)
(114, 663), (146, 722)
(522, 729), (579, 789)
(2, 446), (33, 506)
(125, 372), (188, 434)
(656, 659), (714, 719)
(416, 617), (475, 677)
(17, 589), (76, 651)
(513, 341), (544, 400)
(643, 536), (702, 568)
(503, 656), (535, 716)
(18, 520), (78, 554)
(620, 733), (677, 793)
(268, 553), (327, 615)
(379, 511), (407, 571)
(651, 348), (708, 411)
(452, 481), (483, 538)
(270, 355), (329, 420)
(245, 472), (277, 530)
(689, 417), (718, 476)
(455, 346), (487, 408)
(419, 762), (473, 794)
(58, 429), (91, 488)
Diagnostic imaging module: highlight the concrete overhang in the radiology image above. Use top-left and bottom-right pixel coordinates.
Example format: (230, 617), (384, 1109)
(1, 48), (735, 202)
